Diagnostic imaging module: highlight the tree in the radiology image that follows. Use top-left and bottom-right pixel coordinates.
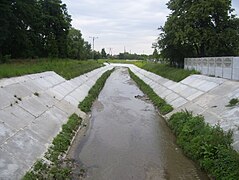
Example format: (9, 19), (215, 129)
(67, 27), (84, 59)
(152, 48), (159, 61)
(40, 0), (71, 58)
(101, 48), (107, 59)
(158, 0), (239, 67)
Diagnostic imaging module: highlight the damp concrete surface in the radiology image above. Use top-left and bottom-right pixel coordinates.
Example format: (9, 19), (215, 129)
(69, 67), (208, 180)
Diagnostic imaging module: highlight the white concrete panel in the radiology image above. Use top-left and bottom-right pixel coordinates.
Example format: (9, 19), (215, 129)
(29, 111), (63, 143)
(197, 81), (218, 92)
(21, 80), (44, 93)
(33, 78), (54, 90)
(19, 97), (48, 117)
(165, 92), (180, 103)
(0, 89), (14, 110)
(0, 148), (27, 179)
(69, 88), (88, 102)
(0, 110), (26, 130)
(55, 100), (78, 116)
(0, 122), (15, 145)
(187, 91), (204, 101)
(232, 68), (239, 80)
(170, 97), (188, 108)
(64, 95), (79, 106)
(43, 75), (65, 86)
(3, 84), (32, 99)
(3, 129), (46, 166)
(3, 106), (34, 129)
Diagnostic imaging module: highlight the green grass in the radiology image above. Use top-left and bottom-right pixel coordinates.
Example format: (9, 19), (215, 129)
(168, 111), (239, 179)
(79, 69), (114, 112)
(23, 113), (82, 180)
(99, 59), (198, 82)
(140, 63), (199, 82)
(129, 69), (173, 115)
(226, 98), (239, 107)
(0, 58), (103, 80)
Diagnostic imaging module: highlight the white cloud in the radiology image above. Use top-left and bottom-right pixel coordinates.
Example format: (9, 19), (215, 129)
(62, 0), (239, 55)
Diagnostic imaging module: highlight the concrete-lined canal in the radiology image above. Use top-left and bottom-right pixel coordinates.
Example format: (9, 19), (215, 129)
(71, 68), (208, 179)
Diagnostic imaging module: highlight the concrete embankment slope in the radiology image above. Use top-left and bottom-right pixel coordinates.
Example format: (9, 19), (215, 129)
(0, 65), (113, 179)
(111, 64), (239, 151)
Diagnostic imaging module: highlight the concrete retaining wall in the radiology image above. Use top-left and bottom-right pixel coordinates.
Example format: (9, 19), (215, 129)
(0, 65), (113, 179)
(184, 57), (239, 81)
(111, 63), (239, 151)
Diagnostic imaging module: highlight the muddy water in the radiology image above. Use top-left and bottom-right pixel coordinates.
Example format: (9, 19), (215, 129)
(73, 68), (208, 180)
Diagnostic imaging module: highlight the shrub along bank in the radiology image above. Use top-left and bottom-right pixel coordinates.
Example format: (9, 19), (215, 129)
(79, 69), (114, 112)
(23, 114), (82, 179)
(168, 111), (239, 179)
(128, 69), (173, 115)
(99, 59), (198, 82)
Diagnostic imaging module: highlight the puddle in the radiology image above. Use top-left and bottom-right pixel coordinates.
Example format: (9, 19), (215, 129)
(70, 67), (209, 180)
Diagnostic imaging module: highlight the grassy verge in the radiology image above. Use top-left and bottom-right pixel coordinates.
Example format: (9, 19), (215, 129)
(79, 69), (114, 112)
(23, 114), (82, 179)
(128, 69), (173, 115)
(99, 59), (198, 82)
(140, 63), (199, 82)
(0, 59), (103, 80)
(168, 111), (239, 179)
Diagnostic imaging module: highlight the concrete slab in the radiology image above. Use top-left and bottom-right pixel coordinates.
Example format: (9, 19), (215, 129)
(3, 106), (34, 129)
(170, 97), (188, 108)
(33, 78), (54, 90)
(34, 93), (58, 108)
(187, 91), (204, 101)
(55, 100), (78, 116)
(0, 89), (14, 110)
(3, 129), (46, 166)
(64, 95), (79, 106)
(69, 88), (89, 102)
(19, 97), (48, 117)
(0, 122), (15, 145)
(0, 110), (25, 131)
(3, 83), (32, 99)
(21, 80), (44, 93)
(0, 148), (27, 179)
(29, 110), (63, 143)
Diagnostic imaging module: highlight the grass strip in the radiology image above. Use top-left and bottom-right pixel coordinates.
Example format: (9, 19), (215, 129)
(0, 59), (103, 80)
(23, 113), (82, 180)
(99, 59), (198, 82)
(79, 69), (114, 112)
(128, 69), (173, 115)
(168, 111), (239, 179)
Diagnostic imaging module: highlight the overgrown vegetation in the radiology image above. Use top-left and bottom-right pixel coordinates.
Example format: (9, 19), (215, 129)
(23, 114), (82, 179)
(129, 69), (173, 115)
(141, 63), (198, 82)
(0, 59), (103, 80)
(157, 0), (239, 67)
(79, 69), (114, 112)
(168, 111), (239, 179)
(100, 60), (198, 82)
(226, 98), (239, 107)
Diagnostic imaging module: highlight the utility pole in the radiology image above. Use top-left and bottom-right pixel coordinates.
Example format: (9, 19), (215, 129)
(108, 48), (113, 57)
(89, 36), (98, 60)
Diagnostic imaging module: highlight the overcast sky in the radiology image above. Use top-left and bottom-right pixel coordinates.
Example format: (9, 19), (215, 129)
(62, 0), (239, 55)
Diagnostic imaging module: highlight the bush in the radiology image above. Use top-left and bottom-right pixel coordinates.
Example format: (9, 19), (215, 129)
(168, 111), (239, 179)
(23, 114), (82, 179)
(128, 69), (173, 115)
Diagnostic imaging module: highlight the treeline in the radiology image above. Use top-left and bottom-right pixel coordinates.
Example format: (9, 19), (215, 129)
(117, 52), (148, 60)
(156, 0), (239, 67)
(0, 0), (91, 61)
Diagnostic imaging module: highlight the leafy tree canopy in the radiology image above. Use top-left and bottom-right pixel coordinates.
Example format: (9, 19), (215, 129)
(157, 0), (239, 67)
